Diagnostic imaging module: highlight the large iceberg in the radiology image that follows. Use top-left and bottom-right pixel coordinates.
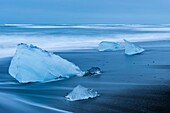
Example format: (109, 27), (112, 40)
(65, 85), (99, 101)
(8, 43), (84, 83)
(98, 41), (125, 51)
(124, 39), (145, 55)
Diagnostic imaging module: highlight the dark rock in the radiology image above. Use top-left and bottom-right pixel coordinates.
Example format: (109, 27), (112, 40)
(84, 67), (101, 76)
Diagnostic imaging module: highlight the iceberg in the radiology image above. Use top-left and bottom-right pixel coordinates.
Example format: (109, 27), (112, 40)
(8, 43), (84, 83)
(98, 41), (125, 51)
(124, 39), (145, 55)
(65, 85), (99, 101)
(84, 67), (101, 76)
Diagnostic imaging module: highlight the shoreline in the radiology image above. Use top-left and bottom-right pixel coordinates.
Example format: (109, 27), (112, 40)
(1, 39), (170, 59)
(0, 40), (170, 113)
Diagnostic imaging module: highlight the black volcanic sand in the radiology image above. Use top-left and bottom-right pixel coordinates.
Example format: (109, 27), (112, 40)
(0, 42), (170, 113)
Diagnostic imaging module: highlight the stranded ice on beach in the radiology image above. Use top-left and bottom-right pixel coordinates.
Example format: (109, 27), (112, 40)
(65, 85), (99, 101)
(98, 39), (144, 55)
(98, 41), (125, 51)
(8, 43), (84, 83)
(123, 39), (145, 55)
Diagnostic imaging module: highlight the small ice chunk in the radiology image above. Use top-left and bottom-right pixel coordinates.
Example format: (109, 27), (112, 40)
(8, 43), (84, 83)
(65, 85), (99, 101)
(84, 67), (101, 76)
(124, 39), (145, 55)
(98, 41), (125, 51)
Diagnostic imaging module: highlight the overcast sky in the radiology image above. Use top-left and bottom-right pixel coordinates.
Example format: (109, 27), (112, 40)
(0, 0), (170, 24)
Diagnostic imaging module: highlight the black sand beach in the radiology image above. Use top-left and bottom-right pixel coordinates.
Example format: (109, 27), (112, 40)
(0, 41), (170, 113)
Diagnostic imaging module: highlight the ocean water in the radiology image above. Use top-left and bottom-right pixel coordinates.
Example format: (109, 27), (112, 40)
(1, 24), (170, 58)
(1, 24), (170, 113)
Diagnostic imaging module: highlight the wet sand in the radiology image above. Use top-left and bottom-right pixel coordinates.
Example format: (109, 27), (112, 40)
(0, 41), (170, 113)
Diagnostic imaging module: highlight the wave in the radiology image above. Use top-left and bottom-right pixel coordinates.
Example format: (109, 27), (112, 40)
(0, 33), (170, 58)
(134, 27), (170, 31)
(2, 24), (170, 31)
(15, 98), (73, 113)
(14, 25), (129, 29)
(1, 24), (33, 27)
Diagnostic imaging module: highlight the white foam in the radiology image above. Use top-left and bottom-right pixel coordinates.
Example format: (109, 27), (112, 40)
(1, 24), (169, 30)
(21, 25), (67, 29)
(134, 27), (170, 31)
(3, 24), (170, 31)
(19, 25), (120, 29)
(3, 24), (33, 27)
(0, 33), (170, 58)
(0, 35), (106, 58)
(7, 24), (150, 30)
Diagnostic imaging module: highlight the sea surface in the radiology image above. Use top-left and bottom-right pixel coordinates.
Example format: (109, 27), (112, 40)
(1, 24), (170, 113)
(1, 24), (170, 57)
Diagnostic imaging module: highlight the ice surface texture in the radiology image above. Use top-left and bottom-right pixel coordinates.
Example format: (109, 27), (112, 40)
(98, 40), (144, 55)
(124, 39), (145, 55)
(65, 85), (99, 101)
(98, 41), (125, 51)
(8, 43), (84, 83)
